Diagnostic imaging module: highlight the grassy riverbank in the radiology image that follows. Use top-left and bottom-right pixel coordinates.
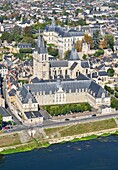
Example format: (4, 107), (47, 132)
(0, 141), (51, 155)
(0, 118), (118, 155)
(44, 119), (116, 137)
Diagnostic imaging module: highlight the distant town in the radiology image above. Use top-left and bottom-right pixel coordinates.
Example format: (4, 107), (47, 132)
(0, 0), (118, 152)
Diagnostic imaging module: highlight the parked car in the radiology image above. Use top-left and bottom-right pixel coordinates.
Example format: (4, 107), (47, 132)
(65, 118), (70, 121)
(92, 114), (96, 117)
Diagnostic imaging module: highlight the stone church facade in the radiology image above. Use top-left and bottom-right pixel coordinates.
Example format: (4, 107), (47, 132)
(33, 33), (90, 80)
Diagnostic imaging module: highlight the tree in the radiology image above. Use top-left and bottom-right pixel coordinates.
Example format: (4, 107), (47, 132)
(83, 54), (87, 60)
(48, 47), (59, 57)
(77, 19), (86, 26)
(107, 68), (115, 77)
(75, 40), (82, 52)
(23, 26), (32, 37)
(94, 49), (104, 57)
(92, 30), (101, 49)
(64, 50), (71, 59)
(84, 34), (93, 49)
(105, 34), (114, 51)
(115, 86), (118, 92)
(104, 85), (114, 94)
(115, 92), (118, 98)
(22, 37), (36, 47)
(100, 38), (108, 49)
(11, 27), (22, 42)
(19, 49), (32, 54)
(1, 31), (13, 43)
(111, 97), (118, 110)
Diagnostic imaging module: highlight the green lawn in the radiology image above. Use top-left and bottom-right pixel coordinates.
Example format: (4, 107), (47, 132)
(43, 103), (92, 116)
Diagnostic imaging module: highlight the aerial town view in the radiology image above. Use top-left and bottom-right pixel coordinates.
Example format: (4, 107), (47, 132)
(0, 0), (118, 169)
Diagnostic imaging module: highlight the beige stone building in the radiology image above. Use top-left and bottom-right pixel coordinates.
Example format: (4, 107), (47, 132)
(16, 74), (110, 109)
(43, 20), (84, 58)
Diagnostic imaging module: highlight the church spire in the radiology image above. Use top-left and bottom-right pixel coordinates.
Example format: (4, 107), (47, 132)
(37, 28), (41, 48)
(72, 37), (75, 49)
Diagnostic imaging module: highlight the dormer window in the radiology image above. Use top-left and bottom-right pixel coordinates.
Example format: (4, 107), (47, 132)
(102, 92), (105, 98)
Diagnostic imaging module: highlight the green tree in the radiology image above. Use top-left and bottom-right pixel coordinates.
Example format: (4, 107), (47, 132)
(107, 68), (115, 77)
(111, 97), (118, 110)
(115, 86), (118, 92)
(94, 49), (104, 57)
(64, 50), (71, 59)
(1, 31), (13, 43)
(83, 54), (87, 60)
(22, 37), (35, 47)
(23, 26), (32, 37)
(48, 47), (59, 57)
(11, 27), (21, 42)
(104, 85), (114, 94)
(19, 49), (32, 53)
(105, 34), (114, 51)
(93, 30), (101, 49)
(115, 92), (118, 98)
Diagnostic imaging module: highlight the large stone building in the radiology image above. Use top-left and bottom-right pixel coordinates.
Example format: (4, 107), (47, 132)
(33, 33), (90, 80)
(16, 74), (110, 109)
(43, 19), (84, 57)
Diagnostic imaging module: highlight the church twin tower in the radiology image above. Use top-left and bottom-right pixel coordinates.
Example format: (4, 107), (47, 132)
(33, 30), (50, 80)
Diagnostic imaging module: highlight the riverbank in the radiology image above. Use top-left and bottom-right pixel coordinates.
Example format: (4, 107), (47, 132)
(1, 118), (118, 155)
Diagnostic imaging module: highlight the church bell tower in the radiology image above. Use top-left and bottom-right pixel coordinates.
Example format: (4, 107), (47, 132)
(33, 29), (49, 80)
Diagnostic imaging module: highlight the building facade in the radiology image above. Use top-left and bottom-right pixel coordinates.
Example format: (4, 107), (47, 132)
(43, 20), (84, 58)
(16, 74), (110, 109)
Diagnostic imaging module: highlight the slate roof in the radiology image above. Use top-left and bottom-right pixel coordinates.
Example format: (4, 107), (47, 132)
(0, 64), (7, 69)
(97, 64), (106, 71)
(0, 107), (11, 117)
(68, 30), (84, 37)
(59, 31), (71, 37)
(19, 86), (37, 104)
(50, 60), (68, 67)
(114, 40), (118, 46)
(81, 61), (90, 68)
(24, 111), (42, 119)
(45, 25), (63, 34)
(19, 74), (109, 99)
(31, 77), (41, 83)
(45, 25), (84, 38)
(8, 89), (16, 96)
(67, 47), (80, 61)
(99, 71), (108, 77)
(17, 43), (32, 49)
(35, 35), (48, 54)
(70, 62), (78, 70)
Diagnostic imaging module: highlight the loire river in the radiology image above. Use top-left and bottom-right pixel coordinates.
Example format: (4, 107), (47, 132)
(0, 135), (118, 170)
